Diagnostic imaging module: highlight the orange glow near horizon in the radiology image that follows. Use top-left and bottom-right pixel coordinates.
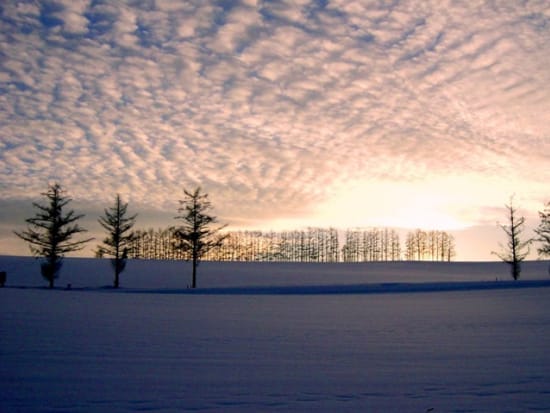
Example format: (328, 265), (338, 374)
(312, 179), (478, 232)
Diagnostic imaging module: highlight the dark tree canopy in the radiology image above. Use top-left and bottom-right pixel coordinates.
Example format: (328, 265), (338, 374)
(174, 187), (227, 288)
(97, 194), (137, 288)
(493, 197), (531, 280)
(14, 183), (92, 288)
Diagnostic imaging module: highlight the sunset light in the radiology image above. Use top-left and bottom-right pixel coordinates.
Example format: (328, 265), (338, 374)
(0, 1), (548, 260)
(2, 3), (550, 409)
(315, 179), (471, 231)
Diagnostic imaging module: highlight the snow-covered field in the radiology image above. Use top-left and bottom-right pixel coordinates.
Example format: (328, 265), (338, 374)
(1, 257), (550, 412)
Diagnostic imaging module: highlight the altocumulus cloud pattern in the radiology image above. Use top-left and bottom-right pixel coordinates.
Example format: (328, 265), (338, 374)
(0, 0), (549, 236)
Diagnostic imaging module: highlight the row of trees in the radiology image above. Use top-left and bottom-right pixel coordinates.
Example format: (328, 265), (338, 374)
(342, 228), (401, 262)
(204, 228), (341, 262)
(404, 229), (456, 261)
(124, 227), (454, 263)
(15, 184), (224, 289)
(14, 184), (550, 288)
(127, 228), (341, 262)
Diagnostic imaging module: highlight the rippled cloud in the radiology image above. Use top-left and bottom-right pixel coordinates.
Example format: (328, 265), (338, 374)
(1, 0), (549, 254)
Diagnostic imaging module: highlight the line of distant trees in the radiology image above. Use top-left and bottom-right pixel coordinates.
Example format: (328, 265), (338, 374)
(208, 229), (341, 262)
(127, 228), (341, 262)
(342, 228), (401, 262)
(404, 229), (456, 261)
(123, 226), (455, 263)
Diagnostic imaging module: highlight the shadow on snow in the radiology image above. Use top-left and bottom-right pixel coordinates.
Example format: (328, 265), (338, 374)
(6, 279), (550, 295)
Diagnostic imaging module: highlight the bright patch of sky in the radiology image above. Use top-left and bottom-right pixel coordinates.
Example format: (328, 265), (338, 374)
(0, 0), (549, 259)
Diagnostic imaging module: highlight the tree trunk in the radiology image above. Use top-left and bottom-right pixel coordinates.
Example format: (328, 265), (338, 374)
(192, 256), (197, 288)
(512, 261), (521, 280)
(191, 247), (198, 288)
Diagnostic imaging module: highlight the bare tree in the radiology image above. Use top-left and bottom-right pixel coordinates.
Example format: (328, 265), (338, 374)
(534, 201), (550, 256)
(534, 201), (550, 275)
(406, 229), (427, 261)
(389, 229), (401, 261)
(97, 194), (137, 288)
(493, 197), (531, 280)
(14, 183), (92, 288)
(174, 187), (227, 288)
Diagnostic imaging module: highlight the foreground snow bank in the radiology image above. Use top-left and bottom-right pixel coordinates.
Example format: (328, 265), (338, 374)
(1, 279), (550, 412)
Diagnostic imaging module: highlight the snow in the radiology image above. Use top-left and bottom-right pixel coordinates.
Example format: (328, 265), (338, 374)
(1, 257), (550, 412)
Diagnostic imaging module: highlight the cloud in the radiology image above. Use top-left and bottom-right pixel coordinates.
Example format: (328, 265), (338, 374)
(0, 0), (549, 247)
(53, 0), (91, 34)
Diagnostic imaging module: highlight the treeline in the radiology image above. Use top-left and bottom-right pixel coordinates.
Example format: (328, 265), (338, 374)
(125, 226), (456, 262)
(207, 229), (340, 262)
(128, 227), (340, 262)
(342, 228), (401, 262)
(404, 229), (456, 261)
(14, 183), (550, 288)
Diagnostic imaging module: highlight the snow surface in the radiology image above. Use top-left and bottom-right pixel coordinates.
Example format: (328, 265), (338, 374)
(1, 256), (550, 412)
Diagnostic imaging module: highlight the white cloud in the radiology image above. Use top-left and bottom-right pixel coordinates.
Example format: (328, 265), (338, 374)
(0, 0), (549, 256)
(57, 0), (91, 34)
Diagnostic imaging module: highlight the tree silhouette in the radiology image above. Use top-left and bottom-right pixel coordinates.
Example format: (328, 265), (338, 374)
(97, 194), (137, 288)
(174, 187), (227, 288)
(534, 201), (550, 256)
(404, 229), (454, 261)
(534, 201), (550, 274)
(493, 197), (531, 280)
(14, 183), (92, 288)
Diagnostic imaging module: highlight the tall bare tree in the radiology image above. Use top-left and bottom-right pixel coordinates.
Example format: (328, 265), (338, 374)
(534, 201), (550, 256)
(493, 197), (531, 280)
(534, 201), (550, 274)
(97, 194), (137, 288)
(174, 187), (227, 288)
(14, 183), (92, 288)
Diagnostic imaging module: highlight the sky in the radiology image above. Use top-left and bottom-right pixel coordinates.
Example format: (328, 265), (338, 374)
(0, 0), (549, 261)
